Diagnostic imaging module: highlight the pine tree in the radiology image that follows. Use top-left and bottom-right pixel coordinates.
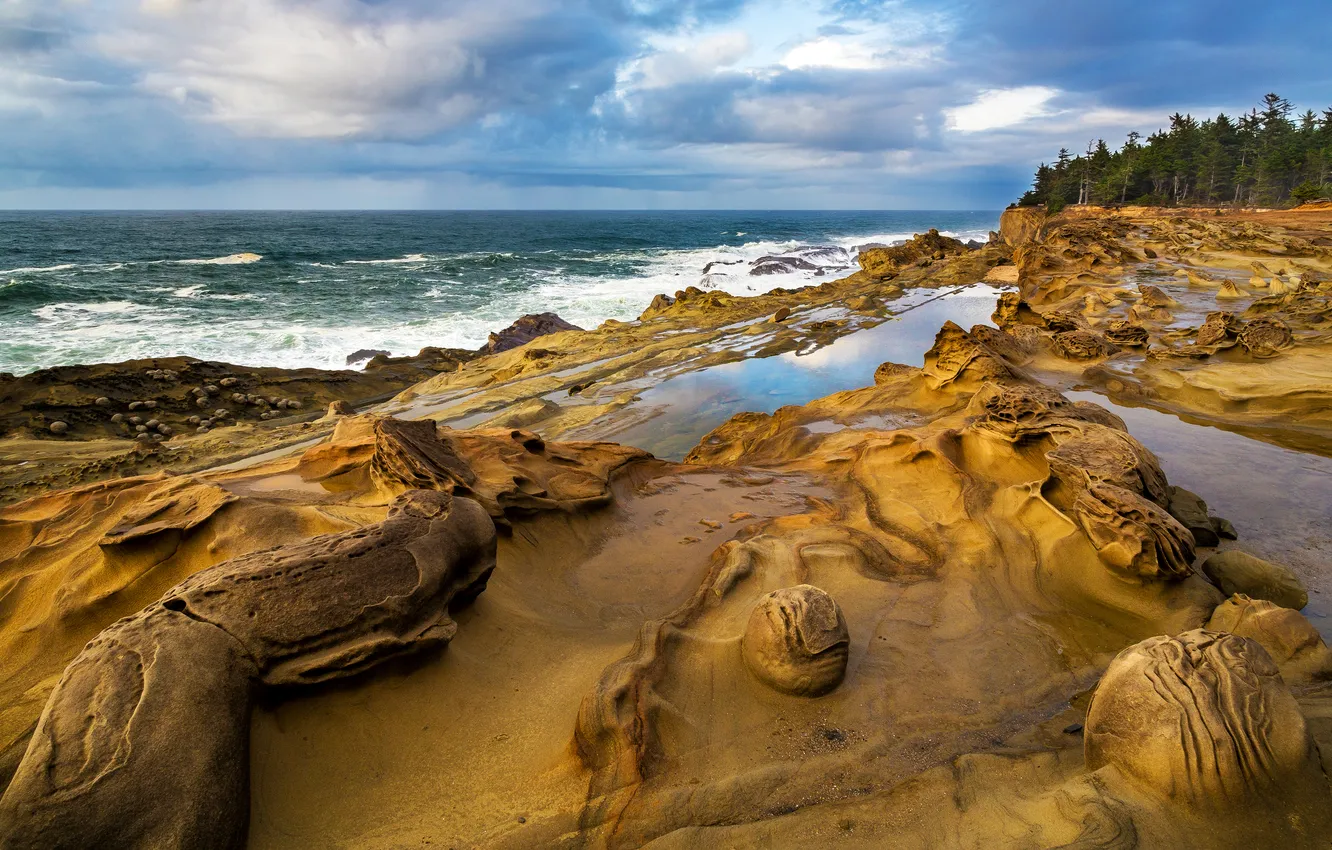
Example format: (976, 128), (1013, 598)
(1015, 94), (1330, 209)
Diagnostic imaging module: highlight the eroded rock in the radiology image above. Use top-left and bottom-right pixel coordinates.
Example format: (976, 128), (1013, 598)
(0, 489), (496, 849)
(741, 585), (849, 697)
(1202, 550), (1308, 610)
(1085, 630), (1311, 803)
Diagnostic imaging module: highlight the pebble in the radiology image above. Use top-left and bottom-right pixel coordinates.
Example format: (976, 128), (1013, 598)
(128, 416), (143, 426)
(157, 424), (172, 436)
(94, 397), (111, 407)
(187, 416), (201, 426)
(232, 393), (247, 403)
(136, 424), (148, 433)
(128, 401), (143, 411)
(204, 385), (219, 395)
(196, 397), (211, 408)
(142, 400), (158, 409)
(146, 419), (160, 429)
(197, 426), (210, 434)
(214, 409), (229, 418)
(135, 433), (153, 443)
(219, 377), (239, 387)
(111, 414), (125, 424)
(287, 398), (302, 409)
(49, 421), (69, 434)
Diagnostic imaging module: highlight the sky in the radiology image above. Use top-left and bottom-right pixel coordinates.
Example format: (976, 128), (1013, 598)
(1, 0), (1329, 209)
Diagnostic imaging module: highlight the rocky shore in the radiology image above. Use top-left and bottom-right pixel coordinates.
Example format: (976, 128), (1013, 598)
(3, 207), (1332, 848)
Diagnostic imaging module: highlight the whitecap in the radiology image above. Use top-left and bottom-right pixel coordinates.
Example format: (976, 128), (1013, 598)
(33, 301), (154, 321)
(344, 253), (429, 265)
(174, 253), (263, 265)
(172, 284), (206, 298)
(0, 263), (79, 274)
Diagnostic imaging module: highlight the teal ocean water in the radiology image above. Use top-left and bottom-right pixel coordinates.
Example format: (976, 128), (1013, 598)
(0, 210), (998, 375)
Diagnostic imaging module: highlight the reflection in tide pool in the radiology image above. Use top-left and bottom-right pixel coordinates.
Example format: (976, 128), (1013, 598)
(597, 285), (1004, 459)
(1068, 391), (1332, 639)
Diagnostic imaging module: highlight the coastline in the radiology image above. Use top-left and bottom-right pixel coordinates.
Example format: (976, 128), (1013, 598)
(5, 206), (1332, 847)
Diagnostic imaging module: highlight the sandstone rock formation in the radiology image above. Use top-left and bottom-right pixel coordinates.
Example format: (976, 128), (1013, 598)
(483, 312), (582, 354)
(0, 489), (496, 849)
(1085, 630), (1314, 803)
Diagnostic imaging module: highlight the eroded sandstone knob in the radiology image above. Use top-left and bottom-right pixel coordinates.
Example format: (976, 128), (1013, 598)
(1085, 629), (1310, 803)
(741, 585), (849, 696)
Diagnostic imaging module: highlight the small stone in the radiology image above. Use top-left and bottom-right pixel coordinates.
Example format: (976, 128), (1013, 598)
(136, 433), (154, 443)
(1212, 517), (1238, 540)
(286, 399), (302, 410)
(187, 416), (201, 426)
(219, 377), (239, 387)
(729, 512), (756, 523)
(196, 426), (210, 434)
(1063, 722), (1084, 735)
(214, 409), (229, 418)
(157, 424), (172, 435)
(232, 393), (246, 403)
(142, 400), (158, 409)
(128, 416), (143, 426)
(203, 385), (219, 395)
(1167, 486), (1219, 547)
(699, 519), (722, 530)
(772, 306), (792, 323)
(136, 424), (148, 433)
(110, 414), (125, 424)
(128, 401), (143, 411)
(196, 397), (211, 408)
(49, 421), (69, 434)
(151, 433), (165, 442)
(146, 419), (160, 429)
(94, 397), (111, 407)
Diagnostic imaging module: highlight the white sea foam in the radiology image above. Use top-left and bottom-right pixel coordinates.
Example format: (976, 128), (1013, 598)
(173, 253), (263, 265)
(2, 220), (998, 375)
(344, 253), (429, 265)
(0, 263), (79, 274)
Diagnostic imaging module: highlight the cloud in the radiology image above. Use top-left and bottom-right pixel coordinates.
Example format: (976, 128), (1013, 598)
(0, 0), (1328, 207)
(98, 0), (629, 140)
(945, 86), (1059, 132)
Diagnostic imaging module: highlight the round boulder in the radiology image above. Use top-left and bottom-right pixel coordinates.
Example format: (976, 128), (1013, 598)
(48, 421), (69, 435)
(1085, 630), (1309, 802)
(741, 585), (849, 697)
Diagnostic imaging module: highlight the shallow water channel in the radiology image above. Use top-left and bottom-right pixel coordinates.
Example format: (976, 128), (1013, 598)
(589, 284), (1004, 458)
(1066, 390), (1332, 638)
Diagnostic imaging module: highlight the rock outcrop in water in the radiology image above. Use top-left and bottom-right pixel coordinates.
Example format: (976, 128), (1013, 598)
(483, 312), (582, 354)
(3, 206), (1332, 848)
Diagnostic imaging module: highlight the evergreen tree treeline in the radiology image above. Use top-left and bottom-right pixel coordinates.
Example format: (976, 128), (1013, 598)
(1016, 94), (1332, 211)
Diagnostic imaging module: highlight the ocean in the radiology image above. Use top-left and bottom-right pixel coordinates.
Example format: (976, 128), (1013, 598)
(0, 210), (998, 376)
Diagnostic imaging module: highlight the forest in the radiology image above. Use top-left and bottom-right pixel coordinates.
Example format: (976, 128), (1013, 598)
(1016, 94), (1332, 210)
